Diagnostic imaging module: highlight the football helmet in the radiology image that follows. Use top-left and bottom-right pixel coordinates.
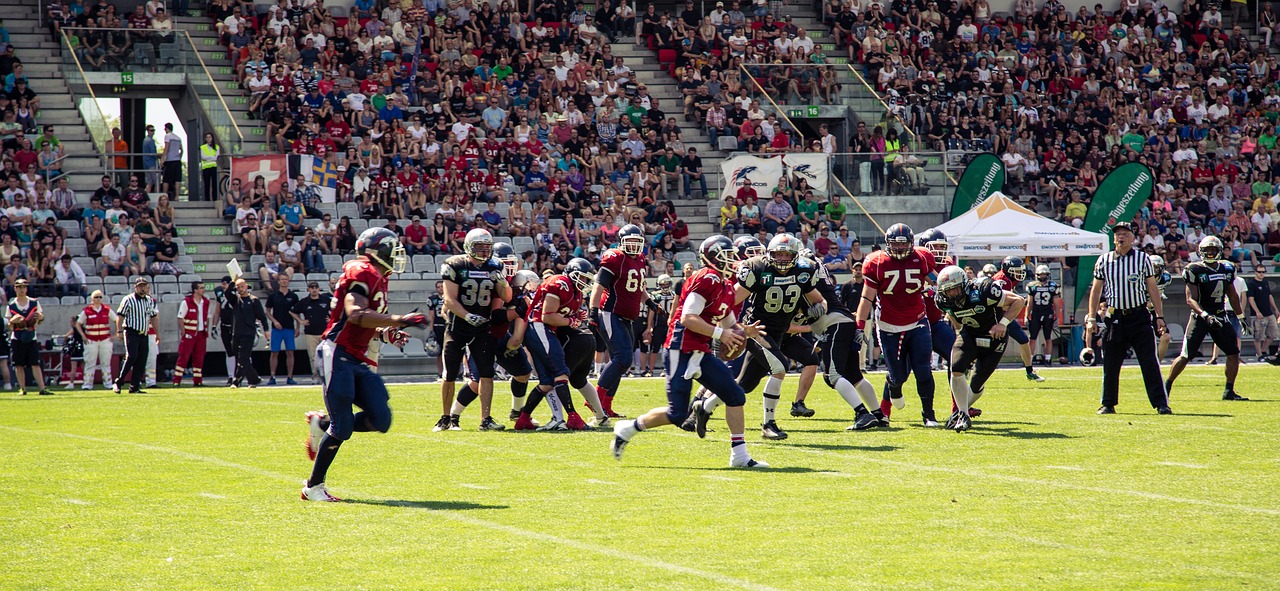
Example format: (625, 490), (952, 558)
(917, 228), (949, 258)
(564, 257), (595, 293)
(656, 273), (673, 292)
(734, 235), (766, 260)
(1001, 256), (1026, 282)
(493, 242), (519, 278)
(935, 265), (969, 308)
(1035, 264), (1051, 282)
(512, 269), (541, 292)
(982, 263), (997, 277)
(1148, 254), (1165, 274)
(767, 234), (802, 271)
(618, 224), (646, 256)
(885, 223), (914, 259)
(1198, 235), (1223, 262)
(464, 228), (495, 262)
(699, 235), (739, 276)
(356, 227), (407, 273)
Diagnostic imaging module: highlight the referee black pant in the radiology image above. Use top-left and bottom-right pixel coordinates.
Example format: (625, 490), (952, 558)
(1100, 308), (1168, 409)
(232, 335), (260, 387)
(116, 329), (149, 390)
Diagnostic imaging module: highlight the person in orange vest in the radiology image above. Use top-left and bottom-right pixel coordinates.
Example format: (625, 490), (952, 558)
(75, 289), (118, 390)
(174, 281), (213, 386)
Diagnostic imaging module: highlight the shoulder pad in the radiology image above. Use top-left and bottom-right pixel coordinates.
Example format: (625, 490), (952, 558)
(795, 258), (814, 269)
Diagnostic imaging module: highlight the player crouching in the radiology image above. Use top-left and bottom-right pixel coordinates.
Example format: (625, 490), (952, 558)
(933, 265), (1026, 433)
(611, 236), (769, 468)
(513, 258), (600, 431)
(302, 228), (428, 501)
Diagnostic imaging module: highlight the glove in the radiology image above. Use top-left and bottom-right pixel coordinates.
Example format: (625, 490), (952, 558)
(806, 302), (826, 322)
(383, 328), (410, 347)
(398, 312), (429, 328)
(854, 327), (867, 347)
(589, 308), (602, 328)
(1204, 313), (1224, 329)
(464, 313), (488, 327)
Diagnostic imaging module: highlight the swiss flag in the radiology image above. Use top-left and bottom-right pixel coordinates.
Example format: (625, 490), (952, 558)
(230, 155), (288, 195)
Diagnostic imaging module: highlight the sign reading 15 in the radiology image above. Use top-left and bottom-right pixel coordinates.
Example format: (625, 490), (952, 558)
(880, 269), (923, 295)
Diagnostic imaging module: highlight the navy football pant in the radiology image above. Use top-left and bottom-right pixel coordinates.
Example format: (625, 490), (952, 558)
(317, 340), (392, 441)
(525, 322), (571, 386)
(878, 322), (936, 402)
(597, 311), (636, 395)
(666, 350), (746, 425)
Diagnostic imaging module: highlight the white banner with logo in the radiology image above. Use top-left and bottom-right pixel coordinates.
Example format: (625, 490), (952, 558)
(782, 153), (829, 195)
(721, 154), (784, 200)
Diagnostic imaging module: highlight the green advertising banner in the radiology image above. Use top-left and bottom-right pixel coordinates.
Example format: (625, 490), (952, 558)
(949, 153), (1006, 219)
(1072, 162), (1155, 307)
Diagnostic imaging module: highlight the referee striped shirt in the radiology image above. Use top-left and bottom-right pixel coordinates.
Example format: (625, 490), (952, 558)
(116, 292), (158, 332)
(1093, 247), (1155, 310)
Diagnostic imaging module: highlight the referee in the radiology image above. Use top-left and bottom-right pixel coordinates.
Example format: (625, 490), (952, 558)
(115, 276), (159, 394)
(1087, 222), (1171, 415)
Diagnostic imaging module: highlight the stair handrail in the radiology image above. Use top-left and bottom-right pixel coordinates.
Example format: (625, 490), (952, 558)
(57, 29), (109, 173)
(738, 63), (885, 235)
(179, 30), (244, 156)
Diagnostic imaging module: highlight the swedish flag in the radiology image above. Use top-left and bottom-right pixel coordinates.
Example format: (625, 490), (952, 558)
(311, 158), (339, 191)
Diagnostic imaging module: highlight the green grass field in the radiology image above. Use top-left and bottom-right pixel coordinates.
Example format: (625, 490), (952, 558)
(2, 365), (1278, 590)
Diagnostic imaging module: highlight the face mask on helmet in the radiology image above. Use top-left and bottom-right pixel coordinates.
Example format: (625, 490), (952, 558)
(1009, 266), (1026, 281)
(569, 269), (594, 293)
(927, 241), (949, 258)
(743, 244), (766, 258)
(621, 235), (645, 256)
(500, 255), (520, 278)
(887, 238), (913, 259)
(467, 240), (493, 262)
(1200, 245), (1221, 261)
(370, 240), (407, 274)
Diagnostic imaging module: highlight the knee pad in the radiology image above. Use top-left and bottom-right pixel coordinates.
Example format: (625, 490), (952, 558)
(822, 368), (837, 389)
(371, 407), (393, 433)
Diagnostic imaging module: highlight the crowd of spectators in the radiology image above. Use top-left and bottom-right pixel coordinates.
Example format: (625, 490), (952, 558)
(211, 0), (818, 278)
(833, 0), (1280, 270)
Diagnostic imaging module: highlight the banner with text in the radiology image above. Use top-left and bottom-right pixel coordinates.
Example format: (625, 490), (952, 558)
(1073, 162), (1155, 308)
(782, 153), (829, 195)
(721, 154), (784, 201)
(949, 153), (1006, 219)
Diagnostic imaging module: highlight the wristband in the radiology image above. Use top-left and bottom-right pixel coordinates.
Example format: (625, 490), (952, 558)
(1155, 316), (1163, 320)
(1200, 311), (1209, 319)
(712, 326), (724, 340)
(999, 317), (1011, 326)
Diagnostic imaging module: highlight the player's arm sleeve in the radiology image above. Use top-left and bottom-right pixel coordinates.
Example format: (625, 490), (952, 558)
(1182, 267), (1196, 284)
(440, 263), (457, 284)
(682, 291), (707, 315)
(595, 252), (618, 287)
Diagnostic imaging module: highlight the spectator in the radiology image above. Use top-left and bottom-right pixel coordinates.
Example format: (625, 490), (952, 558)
(99, 233), (128, 278)
(300, 228), (325, 273)
(149, 232), (180, 276)
(681, 147), (707, 198)
(54, 254), (87, 298)
(278, 232), (304, 273)
(719, 197), (740, 234)
(257, 250), (294, 290)
(763, 192), (797, 234)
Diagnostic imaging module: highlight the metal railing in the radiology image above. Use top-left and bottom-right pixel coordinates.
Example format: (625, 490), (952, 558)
(58, 30), (110, 168)
(178, 30), (244, 156)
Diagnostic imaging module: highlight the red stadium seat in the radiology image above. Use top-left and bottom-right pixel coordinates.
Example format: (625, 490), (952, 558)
(658, 49), (676, 63)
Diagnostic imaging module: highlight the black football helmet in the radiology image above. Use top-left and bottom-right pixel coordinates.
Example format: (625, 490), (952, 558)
(917, 228), (948, 258)
(885, 223), (914, 259)
(564, 257), (595, 293)
(700, 235), (739, 276)
(356, 227), (406, 273)
(1001, 256), (1026, 282)
(734, 235), (766, 260)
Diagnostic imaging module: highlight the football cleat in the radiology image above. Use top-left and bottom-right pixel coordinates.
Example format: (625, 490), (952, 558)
(588, 415), (611, 429)
(922, 415), (941, 428)
(599, 391), (625, 418)
(565, 412), (589, 430)
(761, 421), (788, 440)
(953, 413), (972, 433)
(432, 416), (452, 432)
(1156, 406), (1174, 415)
(536, 418), (569, 431)
(1222, 391), (1250, 401)
(610, 435), (629, 460)
(509, 409), (524, 421)
(945, 410), (961, 429)
(968, 408), (983, 418)
(848, 412), (880, 431)
(479, 417), (506, 431)
(874, 410), (890, 428)
(267, 377), (277, 386)
(1026, 370), (1045, 382)
(790, 401), (815, 417)
(1097, 405), (1116, 415)
(300, 481), (341, 502)
(305, 411), (326, 461)
(694, 400), (712, 439)
(448, 416), (462, 431)
(512, 413), (537, 431)
(729, 456), (769, 468)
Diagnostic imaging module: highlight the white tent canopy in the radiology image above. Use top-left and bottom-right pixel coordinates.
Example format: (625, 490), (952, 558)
(935, 192), (1109, 258)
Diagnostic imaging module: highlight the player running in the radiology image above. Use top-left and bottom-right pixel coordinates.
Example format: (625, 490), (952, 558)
(446, 244), (533, 430)
(933, 265), (1026, 432)
(516, 257), (598, 431)
(1165, 236), (1247, 401)
(990, 256), (1045, 381)
(917, 229), (966, 424)
(612, 235), (768, 468)
(434, 229), (512, 432)
(856, 223), (940, 427)
(1026, 265), (1061, 365)
(698, 234), (823, 440)
(590, 224), (648, 417)
(302, 227), (428, 501)
(805, 255), (884, 431)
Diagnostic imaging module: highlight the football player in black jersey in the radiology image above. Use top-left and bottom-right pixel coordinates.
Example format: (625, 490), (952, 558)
(1026, 264), (1061, 365)
(1165, 237), (1248, 401)
(805, 257), (885, 431)
(1150, 254), (1174, 360)
(427, 281), (446, 379)
(934, 265), (1026, 432)
(700, 234), (825, 440)
(435, 229), (512, 432)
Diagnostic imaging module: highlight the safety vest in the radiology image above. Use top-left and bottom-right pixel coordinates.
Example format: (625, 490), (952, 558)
(884, 138), (901, 163)
(200, 144), (218, 170)
(82, 305), (112, 342)
(181, 295), (208, 333)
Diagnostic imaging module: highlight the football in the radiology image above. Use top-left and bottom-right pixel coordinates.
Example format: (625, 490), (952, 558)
(716, 328), (748, 361)
(8, 318), (25, 331)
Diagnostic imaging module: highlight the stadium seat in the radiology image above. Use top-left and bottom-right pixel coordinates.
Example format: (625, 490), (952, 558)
(336, 203), (359, 219)
(322, 255), (343, 270)
(399, 272), (422, 280)
(435, 254), (451, 269)
(1166, 323), (1185, 343)
(513, 237), (535, 252)
(60, 296), (82, 305)
(377, 343), (405, 358)
(389, 291), (411, 302)
(412, 255), (435, 273)
(58, 221), (82, 238)
(306, 273), (328, 283)
(66, 239), (88, 257)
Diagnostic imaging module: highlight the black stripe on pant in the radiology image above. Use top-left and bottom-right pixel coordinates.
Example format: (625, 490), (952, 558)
(1100, 308), (1167, 409)
(116, 329), (149, 389)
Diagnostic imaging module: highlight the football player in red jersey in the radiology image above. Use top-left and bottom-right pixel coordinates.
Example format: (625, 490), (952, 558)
(589, 224), (648, 417)
(855, 223), (941, 427)
(990, 256), (1044, 382)
(515, 257), (597, 431)
(612, 236), (769, 469)
(301, 227), (428, 502)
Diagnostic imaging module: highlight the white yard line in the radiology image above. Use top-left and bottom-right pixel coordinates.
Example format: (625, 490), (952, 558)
(1155, 462), (1209, 469)
(0, 425), (787, 591)
(198, 492), (227, 499)
(63, 498), (90, 505)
